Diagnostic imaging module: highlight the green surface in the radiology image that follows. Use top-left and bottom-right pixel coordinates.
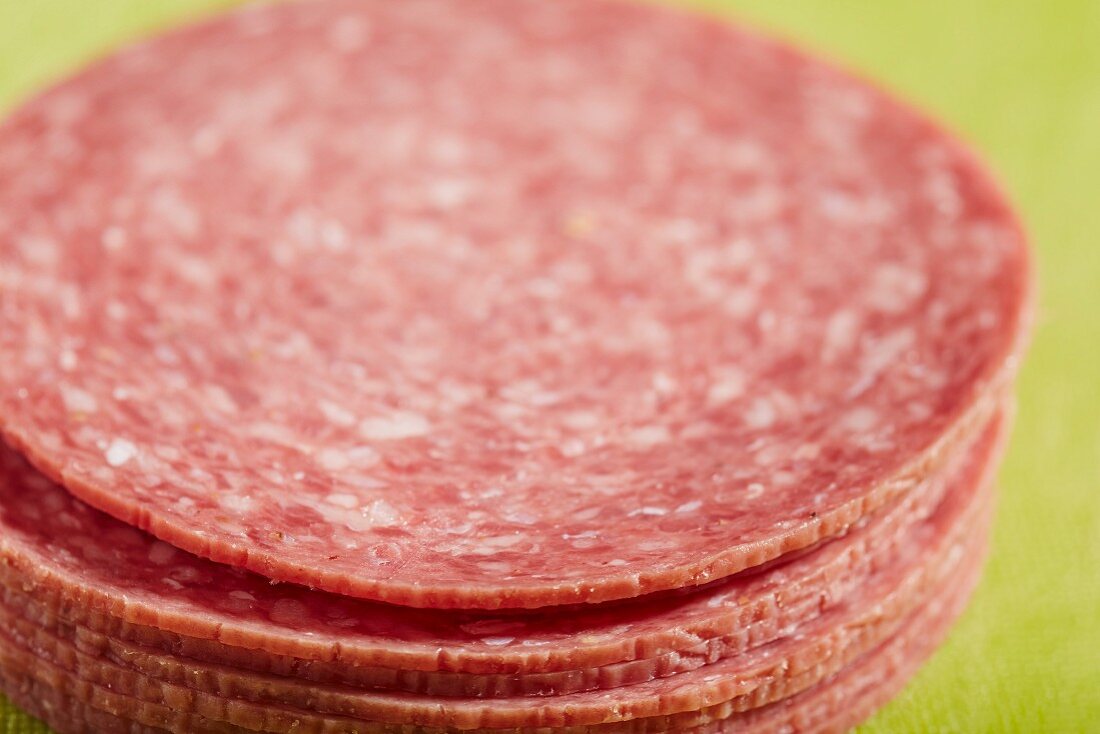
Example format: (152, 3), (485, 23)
(0, 0), (1096, 732)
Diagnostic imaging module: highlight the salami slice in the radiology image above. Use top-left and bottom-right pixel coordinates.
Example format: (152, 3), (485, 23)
(0, 520), (986, 734)
(0, 417), (1002, 699)
(0, 0), (1031, 608)
(0, 432), (992, 731)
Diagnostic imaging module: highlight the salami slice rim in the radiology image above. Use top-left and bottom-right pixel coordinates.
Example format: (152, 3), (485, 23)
(0, 0), (1033, 608)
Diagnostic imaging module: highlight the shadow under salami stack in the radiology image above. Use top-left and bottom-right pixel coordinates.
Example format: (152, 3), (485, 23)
(0, 0), (1032, 732)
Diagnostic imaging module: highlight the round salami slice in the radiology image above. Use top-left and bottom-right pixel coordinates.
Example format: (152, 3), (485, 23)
(0, 0), (1031, 607)
(0, 418), (1003, 694)
(0, 518), (986, 734)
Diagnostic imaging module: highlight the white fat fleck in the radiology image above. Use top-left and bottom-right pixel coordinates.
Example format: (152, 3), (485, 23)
(867, 263), (928, 313)
(743, 398), (777, 430)
(501, 379), (561, 407)
(320, 220), (349, 251)
(220, 493), (255, 514)
(851, 328), (917, 397)
(746, 483), (766, 499)
(574, 506), (602, 522)
(151, 187), (200, 238)
(707, 367), (747, 407)
(723, 289), (758, 318)
(707, 595), (730, 608)
(770, 470), (796, 488)
(427, 178), (473, 209)
(154, 345), (180, 365)
(907, 402), (933, 421)
(793, 443), (821, 461)
(18, 234), (59, 266)
(317, 447), (351, 471)
(325, 493), (359, 509)
(477, 560), (513, 574)
(147, 542), (177, 566)
(477, 535), (525, 550)
(626, 425), (671, 448)
(105, 300), (128, 320)
(563, 411), (601, 430)
(651, 371), (677, 394)
(481, 637), (516, 647)
(112, 386), (132, 401)
(362, 499), (401, 528)
(330, 15), (371, 52)
(203, 384), (238, 414)
(346, 446), (381, 467)
(358, 410), (430, 440)
(663, 217), (702, 244)
(191, 125), (223, 156)
(288, 209), (319, 246)
(105, 438), (138, 467)
(495, 402), (526, 421)
(101, 226), (128, 251)
(319, 400), (358, 427)
(630, 316), (670, 344)
(60, 385), (98, 413)
(840, 407), (879, 433)
(58, 287), (81, 320)
(58, 349), (78, 372)
(607, 559), (628, 567)
(680, 421), (714, 440)
(754, 444), (787, 466)
(503, 510), (538, 525)
(528, 277), (562, 299)
(824, 309), (861, 357)
(175, 256), (216, 287)
(676, 500), (703, 513)
(560, 438), (587, 458)
(684, 250), (722, 296)
(630, 506), (668, 517)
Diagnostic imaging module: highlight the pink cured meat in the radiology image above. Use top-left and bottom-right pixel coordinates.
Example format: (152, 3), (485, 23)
(0, 0), (1031, 608)
(0, 418), (1003, 695)
(0, 520), (987, 734)
(0, 434), (994, 731)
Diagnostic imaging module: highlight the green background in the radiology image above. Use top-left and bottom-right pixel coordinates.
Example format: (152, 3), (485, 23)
(0, 1), (1096, 732)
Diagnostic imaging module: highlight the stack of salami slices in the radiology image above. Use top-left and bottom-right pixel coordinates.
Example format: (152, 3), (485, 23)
(0, 0), (1032, 732)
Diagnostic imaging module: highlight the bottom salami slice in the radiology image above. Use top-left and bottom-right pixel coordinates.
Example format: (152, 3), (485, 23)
(0, 446), (992, 732)
(0, 512), (986, 734)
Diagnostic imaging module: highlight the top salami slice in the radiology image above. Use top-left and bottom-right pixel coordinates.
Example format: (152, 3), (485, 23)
(0, 0), (1030, 608)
